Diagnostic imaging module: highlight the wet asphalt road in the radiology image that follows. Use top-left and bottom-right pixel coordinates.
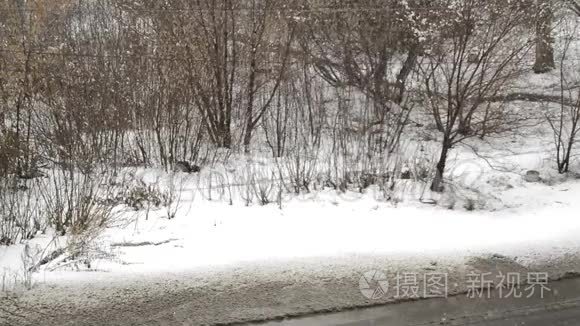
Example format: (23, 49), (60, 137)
(255, 277), (580, 326)
(3, 257), (580, 326)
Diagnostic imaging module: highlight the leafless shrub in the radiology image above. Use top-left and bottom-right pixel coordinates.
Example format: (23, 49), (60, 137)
(546, 20), (580, 174)
(233, 165), (278, 206)
(0, 131), (19, 178)
(277, 147), (321, 195)
(420, 0), (534, 192)
(122, 179), (168, 212)
(163, 174), (187, 220)
(38, 169), (119, 236)
(0, 177), (45, 246)
(116, 173), (181, 221)
(20, 244), (42, 290)
(252, 169), (278, 206)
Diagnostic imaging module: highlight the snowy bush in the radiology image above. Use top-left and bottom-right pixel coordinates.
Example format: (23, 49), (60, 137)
(38, 169), (120, 236)
(121, 179), (173, 212)
(0, 177), (45, 246)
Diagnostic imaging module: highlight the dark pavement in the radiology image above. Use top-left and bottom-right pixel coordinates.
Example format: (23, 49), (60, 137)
(256, 277), (580, 326)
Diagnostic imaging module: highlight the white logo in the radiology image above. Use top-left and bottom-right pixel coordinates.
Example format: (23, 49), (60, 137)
(359, 270), (389, 300)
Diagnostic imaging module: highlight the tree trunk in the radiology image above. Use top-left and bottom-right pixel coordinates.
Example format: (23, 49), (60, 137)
(533, 1), (555, 74)
(0, 111), (5, 134)
(217, 122), (232, 149)
(243, 119), (253, 153)
(431, 138), (451, 192)
(394, 47), (418, 104)
(243, 55), (258, 154)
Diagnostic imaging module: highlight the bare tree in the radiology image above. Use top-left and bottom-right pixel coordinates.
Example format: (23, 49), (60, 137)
(564, 0), (580, 15)
(0, 0), (37, 177)
(546, 22), (580, 173)
(421, 0), (534, 192)
(533, 0), (556, 73)
(240, 0), (296, 153)
(146, 0), (240, 150)
(0, 0), (76, 177)
(301, 0), (426, 154)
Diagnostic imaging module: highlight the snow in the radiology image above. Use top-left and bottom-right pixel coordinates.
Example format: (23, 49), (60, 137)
(1, 13), (580, 324)
(108, 186), (580, 266)
(2, 123), (580, 289)
(1, 176), (574, 283)
(2, 91), (580, 299)
(2, 83), (580, 326)
(2, 9), (580, 326)
(3, 177), (580, 325)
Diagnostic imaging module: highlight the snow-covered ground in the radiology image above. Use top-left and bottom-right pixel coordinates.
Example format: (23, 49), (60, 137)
(2, 9), (580, 326)
(2, 112), (580, 326)
(1, 108), (579, 285)
(2, 80), (580, 325)
(48, 181), (580, 275)
(2, 16), (580, 323)
(2, 159), (580, 283)
(2, 176), (580, 325)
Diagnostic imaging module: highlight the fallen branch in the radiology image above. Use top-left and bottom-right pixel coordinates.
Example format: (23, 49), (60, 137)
(110, 239), (179, 248)
(28, 248), (66, 273)
(485, 92), (576, 106)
